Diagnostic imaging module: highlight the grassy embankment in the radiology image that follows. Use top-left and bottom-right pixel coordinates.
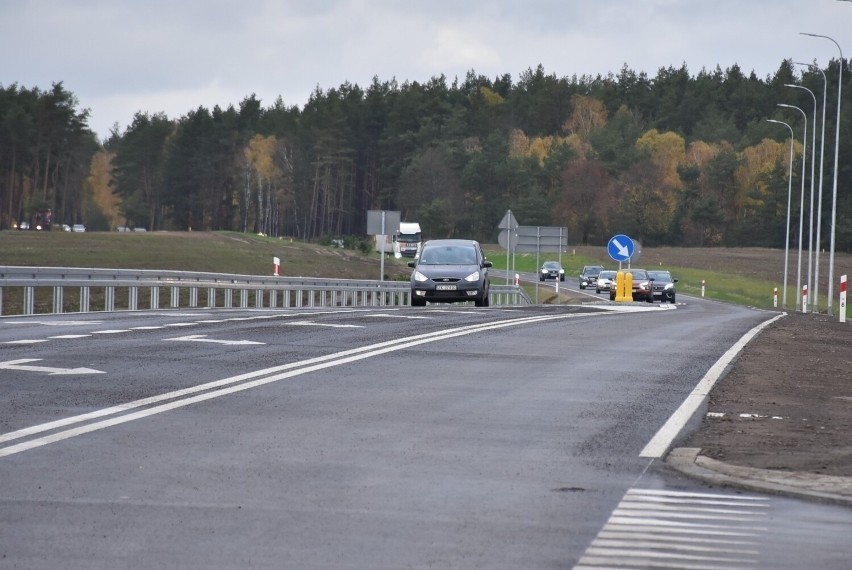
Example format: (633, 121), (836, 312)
(1, 230), (849, 316)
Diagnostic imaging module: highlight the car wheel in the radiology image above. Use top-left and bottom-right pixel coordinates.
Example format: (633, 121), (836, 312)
(560, 276), (565, 282)
(540, 276), (545, 282)
(579, 284), (585, 289)
(670, 295), (675, 303)
(411, 297), (426, 307)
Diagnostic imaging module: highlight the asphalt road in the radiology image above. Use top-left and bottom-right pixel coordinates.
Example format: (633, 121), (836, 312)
(1, 300), (850, 568)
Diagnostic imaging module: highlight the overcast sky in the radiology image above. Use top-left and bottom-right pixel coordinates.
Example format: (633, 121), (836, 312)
(3, 0), (850, 141)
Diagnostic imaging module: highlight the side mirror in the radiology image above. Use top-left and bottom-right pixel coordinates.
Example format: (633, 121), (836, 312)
(673, 278), (679, 283)
(407, 261), (416, 268)
(483, 260), (493, 268)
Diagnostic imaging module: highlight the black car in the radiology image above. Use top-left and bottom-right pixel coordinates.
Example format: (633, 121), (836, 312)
(539, 261), (565, 281)
(579, 265), (604, 289)
(647, 269), (678, 303)
(408, 239), (491, 307)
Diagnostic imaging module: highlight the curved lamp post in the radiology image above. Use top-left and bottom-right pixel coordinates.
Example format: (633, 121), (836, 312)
(784, 83), (817, 312)
(766, 118), (795, 309)
(777, 103), (807, 312)
(794, 62), (827, 312)
(801, 32), (843, 316)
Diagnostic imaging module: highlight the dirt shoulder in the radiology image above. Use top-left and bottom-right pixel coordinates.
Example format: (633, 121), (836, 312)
(682, 311), (852, 477)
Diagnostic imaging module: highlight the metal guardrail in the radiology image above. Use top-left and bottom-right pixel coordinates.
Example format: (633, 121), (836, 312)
(0, 267), (531, 316)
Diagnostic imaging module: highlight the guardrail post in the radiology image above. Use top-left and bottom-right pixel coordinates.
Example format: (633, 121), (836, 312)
(270, 289), (278, 308)
(151, 286), (160, 310)
(189, 287), (198, 308)
(255, 290), (263, 308)
(80, 286), (90, 313)
(105, 286), (115, 312)
(129, 286), (138, 311)
(207, 287), (216, 308)
(24, 286), (35, 315)
(53, 286), (64, 314)
(283, 290), (291, 307)
(240, 289), (248, 308)
(0, 287), (4, 315)
(224, 289), (233, 308)
(170, 286), (180, 308)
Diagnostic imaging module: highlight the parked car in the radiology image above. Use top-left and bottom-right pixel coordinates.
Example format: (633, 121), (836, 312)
(579, 265), (604, 289)
(539, 261), (565, 282)
(609, 268), (654, 302)
(595, 270), (616, 293)
(648, 269), (678, 303)
(408, 239), (491, 307)
(72, 224), (86, 232)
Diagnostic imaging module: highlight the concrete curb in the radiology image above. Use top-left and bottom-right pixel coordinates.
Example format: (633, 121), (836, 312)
(666, 447), (852, 507)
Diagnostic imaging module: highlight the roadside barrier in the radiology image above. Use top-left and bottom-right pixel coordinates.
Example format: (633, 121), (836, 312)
(0, 267), (530, 316)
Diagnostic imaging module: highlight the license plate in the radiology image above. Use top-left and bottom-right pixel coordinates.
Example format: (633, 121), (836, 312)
(436, 284), (457, 291)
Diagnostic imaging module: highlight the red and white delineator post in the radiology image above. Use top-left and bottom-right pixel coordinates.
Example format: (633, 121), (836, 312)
(840, 275), (847, 324)
(273, 256), (281, 276)
(773, 287), (778, 308)
(514, 273), (520, 286)
(802, 284), (808, 313)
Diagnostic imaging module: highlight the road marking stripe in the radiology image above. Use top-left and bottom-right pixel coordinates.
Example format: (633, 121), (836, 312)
(2, 340), (48, 344)
(48, 335), (92, 339)
(639, 312), (786, 458)
(0, 312), (598, 457)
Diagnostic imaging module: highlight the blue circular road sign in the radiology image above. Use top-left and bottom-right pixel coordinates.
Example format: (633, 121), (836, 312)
(607, 234), (635, 262)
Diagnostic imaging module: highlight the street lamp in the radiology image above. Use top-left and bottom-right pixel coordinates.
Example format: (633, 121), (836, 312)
(801, 32), (843, 316)
(784, 83), (817, 312)
(777, 103), (807, 312)
(766, 118), (795, 309)
(794, 62), (827, 312)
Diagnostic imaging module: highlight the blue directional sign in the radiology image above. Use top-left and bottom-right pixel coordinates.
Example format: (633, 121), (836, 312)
(607, 234), (635, 262)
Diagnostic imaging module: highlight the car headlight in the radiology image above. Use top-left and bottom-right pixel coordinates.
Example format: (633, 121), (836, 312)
(413, 271), (429, 282)
(541, 269), (548, 274)
(464, 271), (480, 282)
(665, 283), (674, 290)
(559, 269), (564, 274)
(638, 281), (650, 291)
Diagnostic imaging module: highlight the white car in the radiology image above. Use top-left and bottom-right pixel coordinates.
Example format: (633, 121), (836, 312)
(72, 224), (86, 232)
(595, 270), (617, 293)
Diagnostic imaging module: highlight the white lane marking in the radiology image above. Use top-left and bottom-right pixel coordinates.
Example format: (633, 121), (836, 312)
(283, 320), (363, 328)
(0, 311), (599, 457)
(576, 488), (769, 569)
(130, 326), (164, 330)
(0, 359), (105, 376)
(161, 322), (197, 328)
(164, 334), (265, 346)
(639, 312), (786, 458)
(364, 314), (433, 319)
(2, 340), (48, 345)
(1, 320), (103, 326)
(48, 335), (92, 339)
(93, 329), (132, 334)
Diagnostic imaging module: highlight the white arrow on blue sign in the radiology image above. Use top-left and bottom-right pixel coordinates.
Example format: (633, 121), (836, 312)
(607, 234), (635, 262)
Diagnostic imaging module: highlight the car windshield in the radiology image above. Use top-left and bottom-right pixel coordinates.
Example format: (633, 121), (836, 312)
(648, 271), (672, 282)
(599, 271), (616, 279)
(419, 246), (477, 265)
(628, 270), (648, 279)
(543, 262), (561, 269)
(585, 267), (601, 276)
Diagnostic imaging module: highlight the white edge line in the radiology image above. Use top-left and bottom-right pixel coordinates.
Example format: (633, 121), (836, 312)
(639, 312), (786, 458)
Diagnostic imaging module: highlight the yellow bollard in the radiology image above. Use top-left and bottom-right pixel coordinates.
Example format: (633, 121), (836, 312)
(615, 271), (633, 302)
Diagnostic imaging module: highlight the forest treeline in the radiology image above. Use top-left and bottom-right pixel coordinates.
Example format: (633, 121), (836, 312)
(2, 60), (851, 248)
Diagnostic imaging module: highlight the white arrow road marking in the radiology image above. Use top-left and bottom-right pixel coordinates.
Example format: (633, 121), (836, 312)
(613, 238), (630, 257)
(2, 340), (48, 345)
(0, 359), (105, 375)
(284, 320), (363, 328)
(164, 334), (265, 345)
